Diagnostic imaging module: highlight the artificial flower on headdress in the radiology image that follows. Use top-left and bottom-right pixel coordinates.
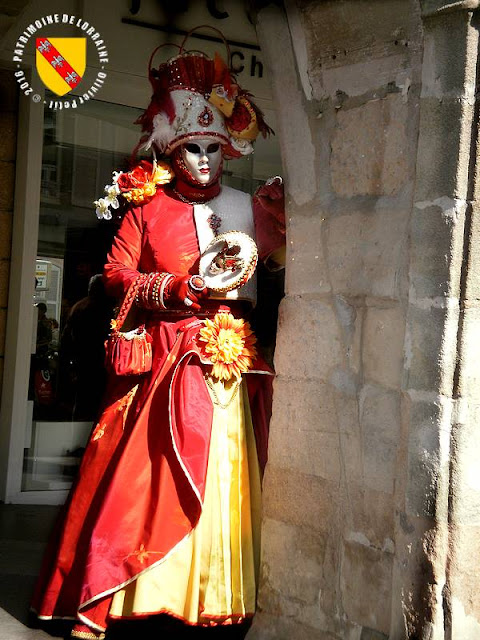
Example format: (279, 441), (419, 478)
(208, 52), (238, 118)
(94, 159), (174, 219)
(197, 311), (257, 381)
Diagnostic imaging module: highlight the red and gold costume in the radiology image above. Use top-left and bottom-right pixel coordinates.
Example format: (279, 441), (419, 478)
(32, 186), (279, 635)
(32, 36), (285, 638)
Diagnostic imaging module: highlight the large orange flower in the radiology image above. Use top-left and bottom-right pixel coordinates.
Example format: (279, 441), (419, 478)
(197, 311), (257, 381)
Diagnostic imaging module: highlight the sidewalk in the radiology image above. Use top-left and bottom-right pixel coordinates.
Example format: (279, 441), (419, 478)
(0, 504), (61, 640)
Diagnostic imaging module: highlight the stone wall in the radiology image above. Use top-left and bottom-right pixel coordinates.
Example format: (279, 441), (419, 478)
(0, 69), (16, 398)
(250, 1), (480, 638)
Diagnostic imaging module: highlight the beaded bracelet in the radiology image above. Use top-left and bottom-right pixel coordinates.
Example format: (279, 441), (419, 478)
(159, 273), (175, 309)
(143, 273), (158, 309)
(150, 274), (164, 308)
(152, 273), (169, 308)
(135, 275), (150, 306)
(135, 272), (174, 309)
(136, 272), (157, 309)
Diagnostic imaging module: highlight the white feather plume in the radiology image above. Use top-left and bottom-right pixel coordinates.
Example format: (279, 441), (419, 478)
(143, 112), (175, 153)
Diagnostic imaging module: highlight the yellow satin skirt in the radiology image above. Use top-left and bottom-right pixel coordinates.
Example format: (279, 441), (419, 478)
(109, 377), (262, 625)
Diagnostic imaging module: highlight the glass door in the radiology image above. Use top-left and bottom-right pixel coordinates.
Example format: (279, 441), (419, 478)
(22, 99), (143, 491)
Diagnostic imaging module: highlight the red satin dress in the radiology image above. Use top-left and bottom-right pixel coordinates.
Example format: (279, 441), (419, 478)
(31, 187), (273, 633)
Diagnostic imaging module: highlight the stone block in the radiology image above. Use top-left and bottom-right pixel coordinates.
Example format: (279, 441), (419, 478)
(347, 484), (395, 550)
(336, 301), (363, 375)
(390, 510), (444, 638)
(268, 378), (342, 480)
(0, 113), (16, 163)
(415, 97), (473, 202)
(339, 430), (364, 486)
(330, 95), (409, 197)
(360, 384), (401, 493)
(269, 424), (341, 481)
(362, 306), (405, 390)
(0, 161), (15, 211)
(464, 201), (480, 301)
(341, 540), (393, 634)
(269, 376), (367, 483)
(404, 304), (458, 394)
(457, 307), (480, 400)
(262, 465), (336, 531)
(447, 418), (480, 525)
(333, 385), (361, 434)
(421, 10), (477, 96)
(274, 296), (343, 381)
(410, 197), (465, 300)
(286, 213), (330, 296)
(448, 526), (480, 624)
(271, 377), (338, 433)
(319, 55), (411, 99)
(324, 208), (409, 298)
(405, 395), (453, 517)
(0, 261), (10, 308)
(261, 518), (325, 605)
(297, 0), (422, 75)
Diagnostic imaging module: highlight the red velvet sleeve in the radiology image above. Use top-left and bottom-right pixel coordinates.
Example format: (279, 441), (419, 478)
(103, 206), (143, 298)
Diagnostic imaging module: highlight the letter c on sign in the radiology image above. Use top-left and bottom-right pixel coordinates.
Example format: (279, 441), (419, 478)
(230, 51), (245, 74)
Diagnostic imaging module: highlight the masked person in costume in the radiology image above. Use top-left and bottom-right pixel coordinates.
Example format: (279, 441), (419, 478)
(31, 36), (285, 640)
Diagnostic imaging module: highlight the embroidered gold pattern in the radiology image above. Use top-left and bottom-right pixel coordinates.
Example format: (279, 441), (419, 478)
(92, 423), (106, 441)
(127, 542), (164, 564)
(119, 384), (139, 429)
(133, 544), (149, 563)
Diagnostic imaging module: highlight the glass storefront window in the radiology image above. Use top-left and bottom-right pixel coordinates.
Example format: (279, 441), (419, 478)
(23, 100), (143, 491)
(22, 98), (282, 492)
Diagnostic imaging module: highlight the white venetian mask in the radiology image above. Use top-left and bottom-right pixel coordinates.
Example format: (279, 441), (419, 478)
(181, 138), (223, 185)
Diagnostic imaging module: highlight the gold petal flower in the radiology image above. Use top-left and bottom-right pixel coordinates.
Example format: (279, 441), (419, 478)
(197, 311), (257, 381)
(152, 160), (174, 185)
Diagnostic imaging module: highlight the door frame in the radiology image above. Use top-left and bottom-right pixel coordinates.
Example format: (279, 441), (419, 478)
(0, 70), (47, 504)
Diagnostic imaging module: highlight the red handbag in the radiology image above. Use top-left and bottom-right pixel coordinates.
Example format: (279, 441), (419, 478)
(105, 275), (153, 376)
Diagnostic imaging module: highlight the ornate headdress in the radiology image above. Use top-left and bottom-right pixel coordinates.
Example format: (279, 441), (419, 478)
(136, 26), (273, 159)
(94, 27), (272, 219)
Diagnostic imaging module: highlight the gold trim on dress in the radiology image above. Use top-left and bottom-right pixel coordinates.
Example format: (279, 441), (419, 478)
(205, 375), (241, 409)
(71, 630), (105, 639)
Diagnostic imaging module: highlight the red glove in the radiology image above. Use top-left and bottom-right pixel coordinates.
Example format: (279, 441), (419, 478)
(164, 274), (209, 311)
(253, 177), (286, 262)
(254, 178), (285, 219)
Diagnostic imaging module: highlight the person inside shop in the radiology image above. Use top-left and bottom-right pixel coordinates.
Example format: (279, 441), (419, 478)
(35, 302), (53, 357)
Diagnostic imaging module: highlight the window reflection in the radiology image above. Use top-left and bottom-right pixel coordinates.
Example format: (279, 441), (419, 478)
(23, 100), (143, 491)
